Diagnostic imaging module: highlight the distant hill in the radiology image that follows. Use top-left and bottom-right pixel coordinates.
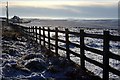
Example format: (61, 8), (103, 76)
(10, 16), (31, 23)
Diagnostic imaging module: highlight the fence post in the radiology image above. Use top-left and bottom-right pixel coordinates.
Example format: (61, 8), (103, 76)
(80, 30), (85, 70)
(28, 27), (30, 34)
(55, 28), (58, 55)
(39, 27), (41, 45)
(65, 28), (70, 60)
(31, 26), (33, 40)
(33, 26), (35, 40)
(43, 27), (45, 46)
(103, 31), (109, 80)
(35, 26), (37, 42)
(48, 27), (50, 52)
(28, 27), (30, 39)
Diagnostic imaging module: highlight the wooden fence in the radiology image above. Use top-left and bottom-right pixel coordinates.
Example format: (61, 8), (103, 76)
(10, 23), (120, 80)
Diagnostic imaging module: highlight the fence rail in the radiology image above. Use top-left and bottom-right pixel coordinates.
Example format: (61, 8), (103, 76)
(9, 23), (120, 80)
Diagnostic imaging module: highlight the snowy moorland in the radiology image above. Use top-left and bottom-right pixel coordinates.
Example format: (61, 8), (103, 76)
(1, 28), (100, 80)
(39, 27), (120, 79)
(19, 19), (120, 79)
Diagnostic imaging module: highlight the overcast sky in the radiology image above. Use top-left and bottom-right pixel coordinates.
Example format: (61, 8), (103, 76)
(0, 0), (119, 19)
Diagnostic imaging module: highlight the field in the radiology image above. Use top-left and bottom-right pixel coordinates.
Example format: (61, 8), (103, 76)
(1, 19), (119, 79)
(20, 19), (120, 79)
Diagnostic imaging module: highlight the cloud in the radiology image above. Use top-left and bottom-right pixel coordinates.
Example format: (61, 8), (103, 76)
(0, 1), (118, 19)
(6, 4), (117, 19)
(1, 0), (119, 2)
(0, 1), (118, 9)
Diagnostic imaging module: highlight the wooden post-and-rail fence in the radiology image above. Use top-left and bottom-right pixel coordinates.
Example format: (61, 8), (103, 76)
(10, 23), (120, 80)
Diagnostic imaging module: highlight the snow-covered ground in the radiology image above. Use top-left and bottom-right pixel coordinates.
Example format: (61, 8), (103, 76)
(19, 19), (120, 79)
(44, 27), (120, 79)
(2, 29), (97, 80)
(20, 19), (118, 29)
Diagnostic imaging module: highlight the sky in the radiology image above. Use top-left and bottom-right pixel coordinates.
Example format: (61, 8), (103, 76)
(0, 0), (119, 19)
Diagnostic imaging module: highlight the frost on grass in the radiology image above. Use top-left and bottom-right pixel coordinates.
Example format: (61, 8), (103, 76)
(2, 29), (96, 80)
